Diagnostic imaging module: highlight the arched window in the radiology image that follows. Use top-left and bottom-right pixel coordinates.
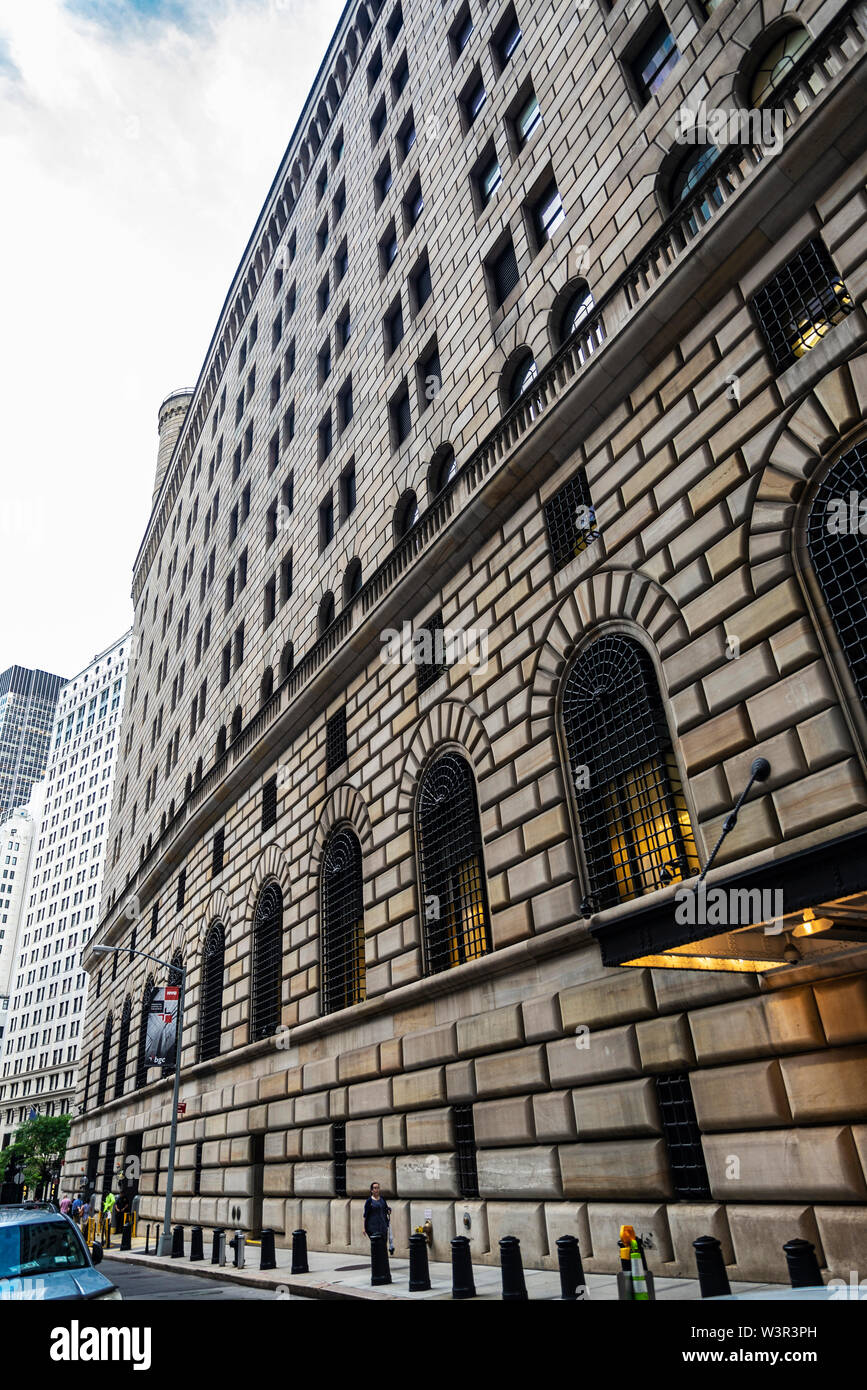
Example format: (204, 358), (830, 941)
(199, 922), (225, 1062)
(321, 826), (366, 1013)
(807, 441), (867, 709)
(343, 559), (363, 605)
(251, 882), (283, 1040)
(135, 976), (154, 1089)
(319, 592), (336, 635)
(417, 752), (491, 974)
(279, 641), (294, 681)
(194, 757), (203, 786)
(561, 635), (699, 909)
(215, 726), (227, 760)
(114, 996), (132, 1100)
(750, 25), (811, 105)
(428, 444), (456, 500)
(96, 1014), (113, 1108)
(394, 491), (419, 541)
(503, 349), (538, 409)
(230, 706), (243, 742)
(554, 281), (597, 348)
(668, 144), (729, 234)
(260, 666), (274, 706)
(184, 773), (193, 800)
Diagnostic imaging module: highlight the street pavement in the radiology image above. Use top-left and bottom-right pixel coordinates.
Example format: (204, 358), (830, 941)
(103, 1257), (286, 1300)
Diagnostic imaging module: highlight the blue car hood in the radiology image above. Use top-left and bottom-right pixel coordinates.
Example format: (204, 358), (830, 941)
(0, 1268), (116, 1301)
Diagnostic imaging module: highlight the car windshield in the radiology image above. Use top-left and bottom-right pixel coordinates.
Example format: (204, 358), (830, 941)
(0, 1221), (89, 1278)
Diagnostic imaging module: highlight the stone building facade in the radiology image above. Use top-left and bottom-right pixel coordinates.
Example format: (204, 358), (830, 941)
(67, 0), (867, 1282)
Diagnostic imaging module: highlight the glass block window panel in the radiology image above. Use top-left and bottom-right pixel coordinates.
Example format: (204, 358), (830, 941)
(655, 1072), (711, 1199)
(543, 467), (598, 569)
(750, 237), (853, 372)
(321, 826), (366, 1014)
(418, 753), (491, 974)
(807, 441), (867, 708)
(251, 882), (283, 1040)
(199, 923), (225, 1063)
(561, 636), (699, 909)
(326, 708), (348, 772)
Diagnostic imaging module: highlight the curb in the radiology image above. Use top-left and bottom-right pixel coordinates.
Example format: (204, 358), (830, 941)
(102, 1251), (428, 1301)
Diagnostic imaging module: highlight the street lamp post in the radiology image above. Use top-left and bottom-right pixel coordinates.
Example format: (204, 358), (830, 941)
(90, 943), (186, 1257)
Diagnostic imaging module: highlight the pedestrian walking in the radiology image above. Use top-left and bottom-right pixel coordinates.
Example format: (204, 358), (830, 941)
(362, 1181), (393, 1252)
(71, 1195), (82, 1225)
(59, 1193), (71, 1215)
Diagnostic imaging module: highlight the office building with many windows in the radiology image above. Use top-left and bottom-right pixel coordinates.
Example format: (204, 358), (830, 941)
(68, 0), (867, 1282)
(0, 666), (65, 821)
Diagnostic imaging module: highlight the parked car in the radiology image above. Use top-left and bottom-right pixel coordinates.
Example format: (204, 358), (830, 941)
(0, 1205), (121, 1300)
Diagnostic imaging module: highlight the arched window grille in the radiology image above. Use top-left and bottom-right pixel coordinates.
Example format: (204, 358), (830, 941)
(161, 951), (184, 1078)
(251, 882), (283, 1040)
(561, 635), (699, 909)
(114, 996), (132, 1100)
(428, 444), (456, 499)
(230, 706), (243, 741)
(199, 922), (225, 1062)
(96, 1014), (113, 1108)
(417, 753), (491, 974)
(215, 726), (227, 760)
(343, 559), (363, 604)
(394, 491), (419, 541)
(806, 440), (867, 709)
(260, 666), (274, 705)
(279, 641), (294, 681)
(319, 592), (336, 634)
(135, 976), (155, 1089)
(321, 826), (366, 1013)
(505, 350), (538, 406)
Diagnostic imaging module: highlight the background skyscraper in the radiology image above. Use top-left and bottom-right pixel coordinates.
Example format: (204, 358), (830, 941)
(0, 667), (66, 821)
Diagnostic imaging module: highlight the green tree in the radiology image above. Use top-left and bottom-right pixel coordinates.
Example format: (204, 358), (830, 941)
(0, 1114), (72, 1192)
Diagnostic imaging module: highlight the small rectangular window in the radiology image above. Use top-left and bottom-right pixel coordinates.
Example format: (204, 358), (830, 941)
(176, 868), (186, 912)
(380, 223), (399, 276)
(398, 109), (416, 161)
(318, 411), (333, 462)
(418, 341), (441, 412)
(416, 610), (446, 693)
(371, 98), (387, 144)
(543, 467), (598, 570)
(262, 775), (278, 832)
(450, 4), (473, 59)
(264, 575), (276, 628)
(492, 5), (521, 71)
(630, 17), (680, 104)
(453, 1103), (479, 1198)
(410, 254), (432, 314)
(212, 828), (225, 877)
(749, 237), (853, 372)
(318, 339), (332, 384)
(487, 236), (520, 308)
(386, 2), (403, 48)
(390, 383), (411, 449)
(280, 551), (293, 604)
(340, 461), (357, 520)
(367, 44), (383, 90)
(385, 298), (404, 356)
(461, 69), (486, 130)
(530, 179), (565, 247)
(392, 52), (409, 99)
(515, 90), (541, 147)
(375, 157), (393, 206)
(403, 176), (424, 232)
(338, 376), (354, 431)
(326, 708), (348, 773)
(319, 495), (335, 550)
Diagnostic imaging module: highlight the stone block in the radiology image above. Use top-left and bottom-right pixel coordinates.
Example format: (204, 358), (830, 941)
(456, 1003), (525, 1056)
(407, 1200), (456, 1263)
(346, 1156), (396, 1198)
(445, 1060), (476, 1102)
(584, 1203), (674, 1271)
(539, 1202), (593, 1271)
(573, 1078), (662, 1138)
(267, 1099), (294, 1130)
(521, 994), (563, 1042)
(302, 1057), (339, 1091)
(559, 1140), (674, 1201)
(347, 1077), (394, 1116)
(814, 1207), (867, 1283)
(452, 1200), (490, 1256)
(727, 1204), (824, 1283)
(559, 970), (656, 1031)
(691, 1059), (792, 1130)
(405, 1106), (455, 1151)
(473, 1096), (535, 1148)
(703, 1127), (867, 1202)
(667, 1203), (734, 1274)
(338, 1043), (381, 1083)
(689, 988), (825, 1063)
(813, 975), (867, 1046)
(476, 1146), (562, 1199)
(547, 1026), (641, 1088)
(300, 1198), (331, 1249)
(474, 1045), (548, 1096)
(402, 1022), (458, 1070)
(263, 1164), (294, 1196)
(780, 1046), (867, 1123)
(382, 1113), (407, 1152)
(651, 968), (758, 1012)
(483, 1202), (548, 1268)
(636, 1013), (696, 1071)
(293, 1162), (335, 1196)
(301, 1124), (332, 1159)
(346, 1118), (383, 1155)
(295, 1090), (330, 1125)
(532, 1090), (578, 1142)
(328, 1198), (353, 1250)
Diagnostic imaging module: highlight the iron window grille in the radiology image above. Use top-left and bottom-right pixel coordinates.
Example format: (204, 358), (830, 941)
(199, 922), (225, 1062)
(193, 1140), (204, 1197)
(212, 827), (225, 877)
(135, 976), (155, 1088)
(417, 753), (491, 975)
(177, 867), (186, 911)
(333, 1122), (348, 1195)
(96, 1015), (112, 1108)
(544, 467), (599, 570)
(151, 902), (159, 941)
(321, 826), (366, 1014)
(251, 882), (283, 1040)
(750, 237), (853, 372)
(453, 1103), (479, 1198)
(113, 996), (131, 1100)
(262, 774), (278, 832)
(326, 708), (348, 772)
(417, 611), (447, 694)
(807, 440), (867, 708)
(655, 1072), (711, 1199)
(561, 635), (699, 909)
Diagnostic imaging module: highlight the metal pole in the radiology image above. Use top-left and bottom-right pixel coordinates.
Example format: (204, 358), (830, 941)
(158, 968), (185, 1256)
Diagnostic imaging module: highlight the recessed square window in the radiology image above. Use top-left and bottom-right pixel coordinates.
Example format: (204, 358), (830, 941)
(514, 88), (541, 148)
(380, 222), (399, 275)
(317, 274), (331, 318)
(286, 284), (296, 318)
(317, 216), (329, 257)
(375, 157), (393, 206)
(392, 52), (410, 100)
(386, 2), (403, 48)
(475, 144), (502, 210)
(282, 402), (295, 447)
(319, 493), (335, 549)
(284, 339), (296, 378)
(268, 428), (280, 473)
(403, 176), (424, 232)
(340, 460), (357, 520)
(410, 253), (432, 314)
(335, 240), (349, 283)
(487, 235), (520, 308)
(390, 382), (411, 450)
(492, 4), (521, 72)
(371, 98), (387, 144)
(398, 109), (416, 161)
(331, 129), (344, 168)
(318, 340), (332, 385)
(318, 411), (333, 462)
(384, 297), (404, 356)
(367, 44), (383, 90)
(338, 376), (354, 431)
(530, 178), (565, 247)
(316, 165), (328, 203)
(750, 236), (854, 372)
(629, 16), (680, 105)
(461, 67), (486, 130)
(333, 182), (346, 222)
(243, 422), (253, 461)
(337, 306), (351, 352)
(235, 389), (244, 426)
(417, 339), (441, 412)
(450, 3), (473, 60)
(269, 368), (281, 409)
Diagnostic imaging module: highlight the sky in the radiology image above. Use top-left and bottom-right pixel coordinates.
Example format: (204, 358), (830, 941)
(0, 0), (345, 680)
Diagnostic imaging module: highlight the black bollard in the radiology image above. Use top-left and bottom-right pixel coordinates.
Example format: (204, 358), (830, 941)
(555, 1234), (586, 1300)
(370, 1232), (392, 1286)
(451, 1235), (476, 1300)
(783, 1238), (824, 1288)
(232, 1230), (246, 1268)
(171, 1225), (184, 1258)
(408, 1232), (432, 1292)
(120, 1221), (132, 1252)
(499, 1235), (528, 1301)
(189, 1226), (204, 1262)
(211, 1228), (225, 1266)
(260, 1228), (277, 1271)
(144, 1224), (150, 1256)
(291, 1228), (309, 1275)
(693, 1235), (731, 1298)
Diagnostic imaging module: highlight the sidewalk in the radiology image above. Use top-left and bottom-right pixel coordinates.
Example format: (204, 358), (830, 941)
(102, 1233), (786, 1302)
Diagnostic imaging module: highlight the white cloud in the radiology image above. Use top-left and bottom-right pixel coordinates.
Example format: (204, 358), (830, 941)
(0, 0), (344, 678)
